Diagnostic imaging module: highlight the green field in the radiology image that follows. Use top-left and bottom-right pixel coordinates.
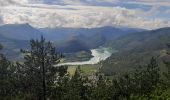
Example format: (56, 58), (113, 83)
(67, 64), (99, 76)
(67, 66), (78, 76)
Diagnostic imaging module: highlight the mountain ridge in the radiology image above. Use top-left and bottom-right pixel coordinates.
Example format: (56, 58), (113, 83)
(0, 23), (144, 59)
(102, 27), (170, 75)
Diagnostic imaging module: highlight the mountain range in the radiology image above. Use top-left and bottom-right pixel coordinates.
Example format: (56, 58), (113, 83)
(102, 27), (170, 75)
(0, 23), (170, 75)
(0, 24), (142, 59)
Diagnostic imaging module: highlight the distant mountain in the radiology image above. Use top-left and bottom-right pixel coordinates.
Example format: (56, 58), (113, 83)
(56, 38), (89, 53)
(109, 27), (170, 52)
(0, 24), (42, 60)
(40, 26), (143, 52)
(102, 27), (170, 75)
(55, 32), (106, 53)
(40, 26), (143, 42)
(0, 24), (41, 40)
(0, 24), (143, 59)
(0, 34), (28, 60)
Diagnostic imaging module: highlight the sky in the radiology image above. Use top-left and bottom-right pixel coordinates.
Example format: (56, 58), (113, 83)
(0, 0), (170, 29)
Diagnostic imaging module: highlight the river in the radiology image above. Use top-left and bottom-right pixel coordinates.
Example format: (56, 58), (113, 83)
(57, 47), (114, 66)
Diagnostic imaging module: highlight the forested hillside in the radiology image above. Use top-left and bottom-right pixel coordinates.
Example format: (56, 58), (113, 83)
(1, 37), (170, 100)
(0, 24), (142, 60)
(102, 27), (170, 75)
(1, 0), (170, 99)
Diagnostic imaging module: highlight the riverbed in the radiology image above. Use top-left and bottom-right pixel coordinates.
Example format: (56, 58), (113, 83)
(57, 47), (114, 66)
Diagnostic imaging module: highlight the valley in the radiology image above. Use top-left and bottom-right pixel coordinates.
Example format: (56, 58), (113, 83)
(1, 23), (170, 76)
(1, 1), (170, 99)
(58, 47), (114, 66)
(0, 24), (138, 61)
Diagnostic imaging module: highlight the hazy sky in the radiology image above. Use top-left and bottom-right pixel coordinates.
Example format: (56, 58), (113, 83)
(0, 0), (170, 29)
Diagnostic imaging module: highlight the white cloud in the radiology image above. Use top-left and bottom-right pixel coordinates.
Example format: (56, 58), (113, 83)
(1, 4), (170, 29)
(0, 0), (43, 6)
(86, 0), (118, 3)
(0, 0), (108, 7)
(61, 0), (85, 5)
(0, 0), (170, 29)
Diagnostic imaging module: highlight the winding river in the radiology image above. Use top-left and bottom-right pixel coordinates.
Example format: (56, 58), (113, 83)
(57, 47), (113, 66)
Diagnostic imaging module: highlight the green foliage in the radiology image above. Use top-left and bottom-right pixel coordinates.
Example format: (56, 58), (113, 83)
(0, 44), (19, 99)
(0, 44), (3, 50)
(163, 44), (170, 86)
(1, 37), (170, 100)
(64, 66), (93, 100)
(0, 55), (16, 99)
(16, 37), (68, 99)
(103, 27), (170, 76)
(133, 57), (160, 96)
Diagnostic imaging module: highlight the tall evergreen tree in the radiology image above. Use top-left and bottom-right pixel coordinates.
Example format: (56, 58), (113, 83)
(132, 57), (160, 98)
(164, 44), (170, 86)
(66, 66), (83, 100)
(0, 44), (3, 50)
(17, 36), (67, 100)
(0, 44), (17, 99)
(146, 57), (160, 87)
(112, 74), (133, 100)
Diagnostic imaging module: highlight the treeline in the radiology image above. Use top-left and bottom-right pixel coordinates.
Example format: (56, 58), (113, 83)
(0, 37), (170, 100)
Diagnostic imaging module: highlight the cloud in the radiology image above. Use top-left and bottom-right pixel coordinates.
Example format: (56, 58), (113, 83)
(124, 0), (170, 7)
(0, 0), (170, 29)
(61, 0), (85, 5)
(1, 4), (170, 29)
(45, 0), (118, 5)
(165, 9), (170, 14)
(0, 16), (3, 24)
(0, 0), (20, 6)
(0, 0), (43, 6)
(1, 0), (170, 7)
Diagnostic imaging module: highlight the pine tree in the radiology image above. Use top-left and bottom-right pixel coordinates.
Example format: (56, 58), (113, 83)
(112, 74), (133, 100)
(0, 44), (3, 50)
(132, 57), (160, 98)
(65, 66), (83, 100)
(164, 44), (170, 86)
(146, 57), (160, 87)
(0, 44), (16, 99)
(63, 66), (93, 100)
(17, 36), (67, 100)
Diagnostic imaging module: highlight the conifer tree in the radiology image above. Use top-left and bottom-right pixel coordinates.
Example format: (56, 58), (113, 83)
(0, 44), (3, 50)
(0, 44), (16, 99)
(17, 36), (67, 100)
(133, 57), (160, 98)
(66, 66), (83, 100)
(164, 44), (170, 86)
(146, 57), (160, 87)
